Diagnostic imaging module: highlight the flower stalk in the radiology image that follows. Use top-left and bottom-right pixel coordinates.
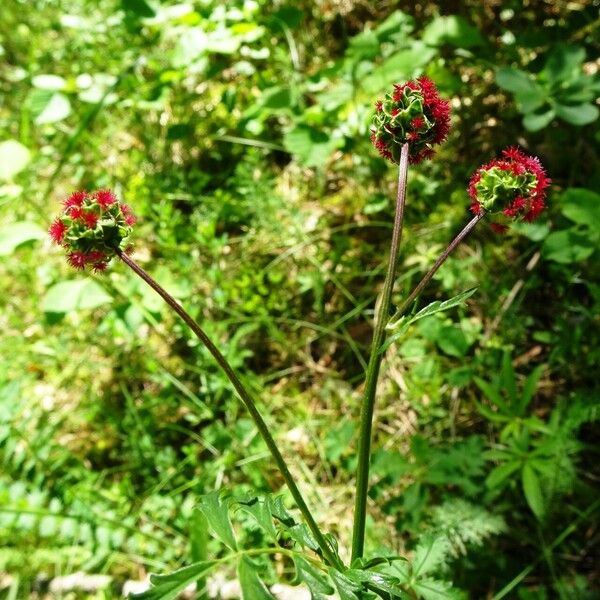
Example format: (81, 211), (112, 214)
(116, 249), (343, 570)
(352, 142), (410, 562)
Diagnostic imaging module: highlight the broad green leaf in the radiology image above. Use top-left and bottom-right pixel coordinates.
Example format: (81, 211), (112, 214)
(374, 10), (414, 41)
(485, 461), (521, 489)
(31, 74), (67, 90)
(33, 91), (72, 124)
(554, 103), (599, 126)
(292, 555), (334, 596)
(436, 325), (469, 358)
(496, 68), (537, 94)
(412, 537), (450, 578)
(238, 557), (274, 600)
(237, 497), (278, 541)
(0, 140), (31, 181)
(42, 279), (113, 313)
(543, 45), (586, 83)
(283, 125), (338, 167)
(523, 109), (555, 131)
(288, 523), (319, 552)
(361, 44), (436, 94)
(0, 222), (45, 255)
(560, 188), (600, 225)
(543, 229), (596, 264)
(522, 463), (544, 519)
(197, 492), (237, 550)
(422, 15), (484, 48)
(132, 561), (216, 600)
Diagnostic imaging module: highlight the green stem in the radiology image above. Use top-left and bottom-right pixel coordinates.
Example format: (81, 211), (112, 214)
(117, 250), (343, 570)
(351, 143), (410, 562)
(392, 212), (485, 318)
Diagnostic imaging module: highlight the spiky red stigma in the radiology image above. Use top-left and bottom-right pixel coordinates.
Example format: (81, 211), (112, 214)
(371, 76), (451, 165)
(49, 190), (135, 271)
(468, 147), (551, 230)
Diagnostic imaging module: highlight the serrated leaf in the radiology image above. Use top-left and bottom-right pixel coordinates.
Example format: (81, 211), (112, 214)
(293, 556), (333, 597)
(238, 557), (275, 600)
(329, 569), (369, 600)
(0, 140), (31, 181)
(237, 497), (278, 541)
(197, 493), (237, 550)
(345, 569), (407, 598)
(269, 496), (295, 528)
(522, 463), (544, 519)
(0, 221), (45, 255)
(412, 537), (450, 578)
(42, 279), (113, 313)
(132, 561), (216, 600)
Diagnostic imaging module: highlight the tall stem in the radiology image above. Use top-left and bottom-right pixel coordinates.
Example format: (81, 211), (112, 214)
(117, 250), (343, 570)
(352, 143), (410, 562)
(393, 212), (485, 318)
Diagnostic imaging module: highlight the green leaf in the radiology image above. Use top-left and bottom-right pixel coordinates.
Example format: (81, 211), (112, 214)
(422, 15), (484, 48)
(560, 188), (600, 225)
(237, 497), (278, 541)
(0, 140), (31, 181)
(330, 569), (372, 600)
(0, 221), (45, 255)
(543, 229), (596, 264)
(293, 555), (334, 596)
(523, 109), (555, 131)
(190, 509), (209, 598)
(197, 492), (237, 550)
(554, 103), (599, 126)
(485, 461), (521, 489)
(132, 561), (216, 600)
(42, 279), (113, 313)
(283, 125), (339, 168)
(361, 44), (436, 94)
(522, 463), (545, 519)
(412, 537), (450, 578)
(496, 68), (537, 94)
(383, 288), (477, 353)
(543, 45), (586, 83)
(436, 325), (469, 358)
(288, 523), (319, 552)
(31, 91), (71, 124)
(238, 557), (275, 600)
(121, 0), (155, 17)
(501, 353), (517, 406)
(519, 365), (545, 415)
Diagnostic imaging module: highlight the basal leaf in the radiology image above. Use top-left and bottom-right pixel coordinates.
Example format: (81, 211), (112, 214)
(496, 68), (537, 94)
(560, 188), (600, 225)
(42, 279), (113, 313)
(554, 102), (599, 126)
(543, 229), (596, 264)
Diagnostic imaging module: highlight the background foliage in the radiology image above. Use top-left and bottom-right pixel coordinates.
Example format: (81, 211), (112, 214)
(1, 0), (599, 598)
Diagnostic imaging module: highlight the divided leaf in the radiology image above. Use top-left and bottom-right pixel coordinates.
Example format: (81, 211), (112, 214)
(238, 556), (275, 600)
(131, 561), (216, 600)
(197, 492), (237, 550)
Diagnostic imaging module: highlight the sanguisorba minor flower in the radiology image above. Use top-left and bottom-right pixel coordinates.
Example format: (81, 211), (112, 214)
(468, 147), (550, 232)
(49, 190), (135, 271)
(371, 75), (451, 165)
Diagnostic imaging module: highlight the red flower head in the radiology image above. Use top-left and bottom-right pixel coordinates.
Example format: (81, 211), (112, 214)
(49, 189), (135, 271)
(371, 76), (451, 164)
(468, 147), (550, 231)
